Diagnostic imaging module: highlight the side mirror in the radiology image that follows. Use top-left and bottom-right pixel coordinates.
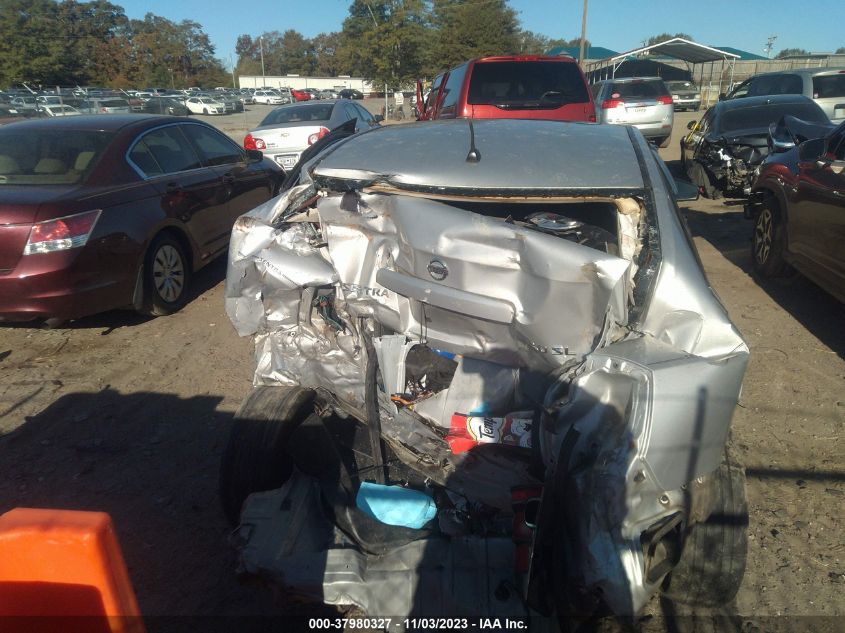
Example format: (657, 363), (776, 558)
(718, 93), (726, 101)
(768, 122), (795, 153)
(374, 114), (384, 123)
(674, 177), (700, 202)
(686, 120), (697, 130)
(245, 149), (263, 162)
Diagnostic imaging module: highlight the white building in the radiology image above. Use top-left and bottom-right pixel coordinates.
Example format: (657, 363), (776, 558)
(238, 75), (373, 94)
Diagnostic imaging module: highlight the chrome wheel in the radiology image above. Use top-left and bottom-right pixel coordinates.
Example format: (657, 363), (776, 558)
(754, 208), (773, 265)
(152, 244), (185, 303)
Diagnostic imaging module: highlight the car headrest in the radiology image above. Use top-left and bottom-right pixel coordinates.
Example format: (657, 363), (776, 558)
(0, 155), (21, 174)
(74, 151), (95, 171)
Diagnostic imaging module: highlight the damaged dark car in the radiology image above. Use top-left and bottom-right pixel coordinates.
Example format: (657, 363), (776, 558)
(681, 94), (829, 199)
(220, 119), (750, 624)
(746, 118), (845, 301)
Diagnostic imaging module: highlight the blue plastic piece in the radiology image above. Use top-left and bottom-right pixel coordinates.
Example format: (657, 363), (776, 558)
(432, 348), (456, 360)
(355, 482), (437, 529)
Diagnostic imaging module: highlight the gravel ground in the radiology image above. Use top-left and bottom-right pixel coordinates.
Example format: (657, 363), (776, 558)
(0, 104), (843, 628)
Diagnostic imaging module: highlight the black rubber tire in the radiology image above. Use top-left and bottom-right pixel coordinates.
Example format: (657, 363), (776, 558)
(688, 161), (721, 200)
(141, 234), (191, 317)
(219, 386), (316, 525)
(658, 135), (672, 149)
(751, 195), (790, 278)
(202, 107), (208, 115)
(661, 455), (749, 607)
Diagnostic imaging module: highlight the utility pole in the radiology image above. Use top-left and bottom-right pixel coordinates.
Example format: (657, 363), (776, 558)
(259, 36), (266, 87)
(578, 0), (588, 69)
(230, 54), (236, 89)
(764, 35), (777, 59)
(365, 2), (388, 118)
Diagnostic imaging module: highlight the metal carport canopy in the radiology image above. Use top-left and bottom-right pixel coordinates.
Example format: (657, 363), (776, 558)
(585, 38), (741, 97)
(603, 38), (740, 65)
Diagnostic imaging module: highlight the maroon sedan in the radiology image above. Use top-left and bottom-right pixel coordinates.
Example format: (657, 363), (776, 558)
(0, 115), (284, 323)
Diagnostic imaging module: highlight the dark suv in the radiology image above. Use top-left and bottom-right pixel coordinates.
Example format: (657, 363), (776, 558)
(416, 55), (595, 122)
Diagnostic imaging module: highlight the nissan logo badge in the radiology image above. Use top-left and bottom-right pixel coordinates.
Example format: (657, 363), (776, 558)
(427, 259), (448, 281)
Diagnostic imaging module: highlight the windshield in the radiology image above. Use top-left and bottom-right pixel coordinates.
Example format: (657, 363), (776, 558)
(666, 81), (697, 91)
(260, 103), (334, 125)
(0, 129), (114, 185)
(467, 61), (589, 108)
(720, 103), (828, 132)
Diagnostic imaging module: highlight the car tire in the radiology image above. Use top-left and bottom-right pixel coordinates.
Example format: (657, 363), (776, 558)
(141, 233), (191, 317)
(752, 195), (789, 277)
(661, 452), (748, 607)
(689, 161), (721, 200)
(219, 386), (316, 526)
(202, 108), (208, 115)
(658, 135), (672, 149)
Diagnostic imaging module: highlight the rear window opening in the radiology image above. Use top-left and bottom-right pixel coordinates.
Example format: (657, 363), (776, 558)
(467, 61), (589, 109)
(432, 198), (641, 257)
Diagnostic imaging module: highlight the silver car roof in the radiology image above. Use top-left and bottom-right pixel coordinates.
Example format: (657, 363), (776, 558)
(312, 119), (644, 192)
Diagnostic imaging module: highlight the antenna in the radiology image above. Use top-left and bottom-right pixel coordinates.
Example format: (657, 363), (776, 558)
(465, 119), (481, 163)
(764, 35), (778, 59)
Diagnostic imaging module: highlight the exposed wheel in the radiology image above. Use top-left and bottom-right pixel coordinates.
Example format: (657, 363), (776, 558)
(752, 195), (789, 277)
(219, 386), (316, 525)
(658, 135), (671, 149)
(661, 454), (748, 607)
(141, 233), (190, 317)
(688, 161), (721, 200)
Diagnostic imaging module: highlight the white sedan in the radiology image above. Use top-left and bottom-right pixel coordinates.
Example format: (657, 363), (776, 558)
(185, 96), (226, 115)
(253, 90), (286, 105)
(41, 104), (82, 117)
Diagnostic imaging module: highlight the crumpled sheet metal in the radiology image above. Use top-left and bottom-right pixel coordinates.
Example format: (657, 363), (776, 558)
(226, 187), (638, 391)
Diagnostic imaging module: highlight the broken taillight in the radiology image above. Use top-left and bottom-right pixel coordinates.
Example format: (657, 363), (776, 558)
(23, 209), (101, 255)
(308, 127), (330, 145)
(243, 133), (266, 150)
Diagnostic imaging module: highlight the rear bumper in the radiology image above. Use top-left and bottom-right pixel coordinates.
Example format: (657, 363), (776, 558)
(631, 121), (673, 138)
(0, 249), (129, 322)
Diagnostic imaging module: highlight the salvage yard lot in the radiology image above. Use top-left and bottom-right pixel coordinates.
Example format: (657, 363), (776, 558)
(0, 105), (843, 624)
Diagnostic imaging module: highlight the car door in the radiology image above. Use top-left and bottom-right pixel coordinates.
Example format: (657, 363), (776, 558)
(180, 123), (274, 231)
(791, 128), (845, 288)
(127, 124), (231, 259)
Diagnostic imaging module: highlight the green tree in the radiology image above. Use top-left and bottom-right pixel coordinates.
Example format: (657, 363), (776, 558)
(430, 0), (520, 70)
(0, 0), (75, 85)
(645, 32), (693, 47)
(338, 0), (429, 87)
(836, 46), (845, 54)
(775, 47), (810, 58)
(312, 32), (344, 76)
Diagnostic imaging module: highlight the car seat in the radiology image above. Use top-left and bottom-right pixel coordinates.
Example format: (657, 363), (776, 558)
(33, 158), (67, 175)
(0, 155), (21, 174)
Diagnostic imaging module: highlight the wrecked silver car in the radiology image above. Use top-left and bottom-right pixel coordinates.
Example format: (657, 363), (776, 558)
(221, 119), (749, 622)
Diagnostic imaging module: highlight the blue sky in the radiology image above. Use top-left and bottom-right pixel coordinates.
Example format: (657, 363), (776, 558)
(120, 0), (844, 69)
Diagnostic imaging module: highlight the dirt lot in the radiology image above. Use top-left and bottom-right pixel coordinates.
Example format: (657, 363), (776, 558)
(0, 104), (843, 626)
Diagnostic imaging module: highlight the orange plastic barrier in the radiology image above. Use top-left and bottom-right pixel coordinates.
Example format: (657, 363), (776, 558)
(0, 508), (145, 633)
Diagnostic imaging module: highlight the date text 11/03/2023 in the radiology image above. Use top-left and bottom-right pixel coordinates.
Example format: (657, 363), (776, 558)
(308, 618), (530, 630)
